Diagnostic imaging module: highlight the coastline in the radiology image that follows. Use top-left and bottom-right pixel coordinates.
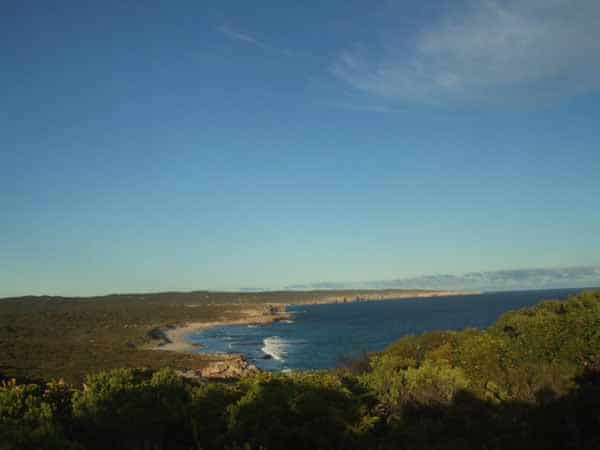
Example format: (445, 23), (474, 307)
(303, 289), (478, 304)
(151, 290), (476, 355)
(151, 305), (291, 353)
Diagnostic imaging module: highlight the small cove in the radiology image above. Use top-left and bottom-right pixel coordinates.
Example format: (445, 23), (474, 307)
(187, 288), (584, 372)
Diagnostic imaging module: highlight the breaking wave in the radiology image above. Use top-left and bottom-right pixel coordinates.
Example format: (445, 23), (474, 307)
(261, 336), (307, 361)
(261, 336), (288, 361)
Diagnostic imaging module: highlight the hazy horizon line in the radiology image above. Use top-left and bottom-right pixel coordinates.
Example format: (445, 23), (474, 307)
(2, 265), (599, 300)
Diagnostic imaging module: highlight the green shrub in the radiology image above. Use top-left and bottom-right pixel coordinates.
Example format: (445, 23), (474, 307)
(226, 373), (374, 450)
(72, 368), (191, 450)
(188, 382), (245, 450)
(361, 356), (469, 415)
(0, 379), (80, 450)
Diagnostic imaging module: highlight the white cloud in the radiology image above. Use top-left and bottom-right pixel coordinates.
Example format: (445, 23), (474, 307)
(217, 23), (292, 56)
(217, 23), (270, 50)
(286, 266), (600, 291)
(333, 0), (600, 103)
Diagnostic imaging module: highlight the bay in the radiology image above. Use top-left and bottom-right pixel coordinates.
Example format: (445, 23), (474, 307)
(187, 288), (585, 372)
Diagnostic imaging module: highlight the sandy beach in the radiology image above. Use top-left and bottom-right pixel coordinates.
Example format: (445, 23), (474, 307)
(153, 306), (291, 353)
(152, 290), (476, 354)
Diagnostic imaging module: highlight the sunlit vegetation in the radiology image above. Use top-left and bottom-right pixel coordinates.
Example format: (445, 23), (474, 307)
(1, 290), (600, 449)
(0, 289), (445, 384)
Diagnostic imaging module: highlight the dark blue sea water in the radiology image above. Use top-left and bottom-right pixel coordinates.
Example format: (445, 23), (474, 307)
(187, 288), (584, 372)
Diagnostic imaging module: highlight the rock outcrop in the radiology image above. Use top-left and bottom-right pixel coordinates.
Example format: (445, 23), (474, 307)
(197, 355), (260, 380)
(180, 354), (261, 380)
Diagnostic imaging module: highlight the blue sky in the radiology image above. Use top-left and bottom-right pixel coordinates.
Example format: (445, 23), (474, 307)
(1, 0), (600, 296)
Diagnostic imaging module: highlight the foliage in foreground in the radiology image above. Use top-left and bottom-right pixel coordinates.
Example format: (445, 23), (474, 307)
(1, 290), (600, 450)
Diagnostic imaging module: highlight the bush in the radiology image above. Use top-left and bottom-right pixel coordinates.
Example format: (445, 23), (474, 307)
(71, 368), (191, 450)
(226, 373), (375, 450)
(361, 356), (469, 416)
(0, 379), (80, 450)
(188, 382), (245, 450)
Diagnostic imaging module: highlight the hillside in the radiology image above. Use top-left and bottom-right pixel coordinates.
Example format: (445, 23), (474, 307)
(1, 290), (600, 449)
(0, 289), (458, 384)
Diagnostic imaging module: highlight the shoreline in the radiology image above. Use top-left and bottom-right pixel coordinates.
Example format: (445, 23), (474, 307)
(301, 290), (478, 304)
(151, 290), (477, 355)
(151, 305), (291, 353)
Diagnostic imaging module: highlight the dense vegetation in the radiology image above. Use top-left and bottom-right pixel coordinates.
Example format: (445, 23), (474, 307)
(2, 290), (600, 449)
(0, 289), (441, 384)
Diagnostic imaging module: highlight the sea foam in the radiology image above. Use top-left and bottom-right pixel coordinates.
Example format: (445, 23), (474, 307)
(262, 336), (288, 361)
(261, 336), (307, 361)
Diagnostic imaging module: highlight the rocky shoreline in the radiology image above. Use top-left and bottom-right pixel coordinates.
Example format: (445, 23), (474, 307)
(302, 289), (477, 304)
(150, 290), (475, 380)
(178, 354), (260, 380)
(149, 304), (290, 378)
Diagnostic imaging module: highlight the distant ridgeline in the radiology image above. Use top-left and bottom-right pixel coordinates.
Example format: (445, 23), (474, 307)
(2, 290), (600, 450)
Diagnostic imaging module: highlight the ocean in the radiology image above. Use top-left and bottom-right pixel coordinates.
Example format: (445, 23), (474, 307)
(187, 288), (585, 372)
